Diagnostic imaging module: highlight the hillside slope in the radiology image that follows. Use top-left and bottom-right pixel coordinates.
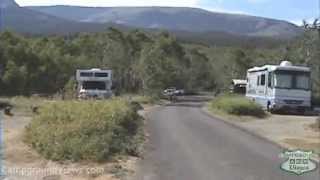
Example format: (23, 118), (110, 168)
(0, 0), (108, 34)
(28, 6), (302, 38)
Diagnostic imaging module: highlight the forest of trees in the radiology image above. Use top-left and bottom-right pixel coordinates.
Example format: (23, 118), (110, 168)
(0, 27), (319, 100)
(0, 29), (216, 96)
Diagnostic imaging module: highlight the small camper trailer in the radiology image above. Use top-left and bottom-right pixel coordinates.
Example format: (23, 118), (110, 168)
(76, 69), (112, 99)
(230, 79), (247, 94)
(246, 61), (311, 112)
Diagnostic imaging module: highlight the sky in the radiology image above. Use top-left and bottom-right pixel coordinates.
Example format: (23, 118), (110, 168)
(15, 0), (319, 25)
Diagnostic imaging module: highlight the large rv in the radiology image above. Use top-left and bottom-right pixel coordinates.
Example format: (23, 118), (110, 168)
(76, 69), (112, 99)
(246, 61), (311, 112)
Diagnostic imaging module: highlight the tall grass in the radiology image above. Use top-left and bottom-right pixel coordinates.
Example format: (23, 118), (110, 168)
(25, 98), (144, 162)
(209, 95), (266, 118)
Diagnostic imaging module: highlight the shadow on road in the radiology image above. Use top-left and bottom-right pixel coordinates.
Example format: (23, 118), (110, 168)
(165, 103), (203, 108)
(165, 95), (213, 108)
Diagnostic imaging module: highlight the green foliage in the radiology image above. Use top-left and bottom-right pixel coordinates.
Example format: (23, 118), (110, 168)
(63, 77), (77, 100)
(138, 34), (189, 94)
(312, 96), (320, 106)
(25, 98), (144, 162)
(209, 95), (266, 117)
(0, 29), (218, 96)
(286, 30), (320, 98)
(185, 49), (216, 90)
(2, 61), (27, 94)
(0, 27), (318, 97)
(231, 49), (253, 78)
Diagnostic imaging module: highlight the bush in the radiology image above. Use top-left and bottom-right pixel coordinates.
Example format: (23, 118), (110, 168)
(209, 95), (266, 118)
(0, 100), (12, 109)
(62, 78), (77, 100)
(312, 96), (320, 107)
(25, 98), (144, 162)
(131, 95), (158, 104)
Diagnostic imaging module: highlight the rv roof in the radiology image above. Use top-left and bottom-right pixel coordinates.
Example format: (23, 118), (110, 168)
(248, 65), (310, 73)
(77, 69), (111, 72)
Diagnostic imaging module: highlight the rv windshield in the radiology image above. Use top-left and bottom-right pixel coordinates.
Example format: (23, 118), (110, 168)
(82, 81), (106, 90)
(274, 70), (310, 90)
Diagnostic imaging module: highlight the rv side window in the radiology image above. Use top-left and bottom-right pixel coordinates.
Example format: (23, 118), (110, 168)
(80, 72), (93, 77)
(261, 74), (266, 86)
(95, 72), (109, 77)
(257, 76), (260, 86)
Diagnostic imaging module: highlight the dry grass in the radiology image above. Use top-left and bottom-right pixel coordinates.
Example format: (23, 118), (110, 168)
(207, 106), (263, 122)
(283, 138), (320, 155)
(308, 120), (320, 132)
(0, 96), (47, 116)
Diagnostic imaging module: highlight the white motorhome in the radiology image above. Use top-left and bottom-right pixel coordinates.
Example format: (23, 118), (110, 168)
(246, 61), (311, 112)
(76, 69), (112, 99)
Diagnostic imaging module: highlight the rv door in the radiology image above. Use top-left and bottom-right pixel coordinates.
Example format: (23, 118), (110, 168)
(267, 72), (273, 96)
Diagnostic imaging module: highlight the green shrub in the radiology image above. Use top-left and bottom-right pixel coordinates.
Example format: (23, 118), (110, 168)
(312, 96), (320, 106)
(62, 78), (77, 100)
(0, 100), (12, 109)
(132, 95), (158, 104)
(25, 98), (144, 162)
(209, 95), (266, 118)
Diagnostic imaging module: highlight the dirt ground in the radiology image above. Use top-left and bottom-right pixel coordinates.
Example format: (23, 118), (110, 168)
(206, 108), (320, 159)
(240, 115), (320, 155)
(1, 106), (144, 180)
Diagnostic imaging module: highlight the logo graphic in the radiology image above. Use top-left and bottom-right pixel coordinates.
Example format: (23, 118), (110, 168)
(280, 150), (318, 175)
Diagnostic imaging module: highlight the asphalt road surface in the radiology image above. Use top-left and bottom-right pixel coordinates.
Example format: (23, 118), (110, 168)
(133, 96), (319, 180)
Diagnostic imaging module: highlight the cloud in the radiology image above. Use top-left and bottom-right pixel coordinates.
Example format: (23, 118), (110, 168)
(290, 17), (317, 26)
(16, 0), (200, 7)
(290, 19), (304, 26)
(205, 7), (247, 15)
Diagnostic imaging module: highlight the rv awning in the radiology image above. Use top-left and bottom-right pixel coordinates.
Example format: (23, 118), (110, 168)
(232, 79), (247, 85)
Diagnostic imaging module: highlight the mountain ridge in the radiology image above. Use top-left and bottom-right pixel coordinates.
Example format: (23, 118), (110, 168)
(0, 8), (110, 34)
(27, 5), (302, 38)
(0, 0), (302, 46)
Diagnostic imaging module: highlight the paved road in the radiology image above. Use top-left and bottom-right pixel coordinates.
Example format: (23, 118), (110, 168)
(133, 96), (319, 180)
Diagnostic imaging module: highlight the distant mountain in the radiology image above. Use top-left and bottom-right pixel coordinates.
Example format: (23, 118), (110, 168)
(0, 0), (109, 34)
(28, 6), (303, 39)
(0, 0), (300, 47)
(0, 0), (19, 8)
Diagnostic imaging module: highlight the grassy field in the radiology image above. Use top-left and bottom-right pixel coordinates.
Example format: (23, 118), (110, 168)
(208, 95), (267, 118)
